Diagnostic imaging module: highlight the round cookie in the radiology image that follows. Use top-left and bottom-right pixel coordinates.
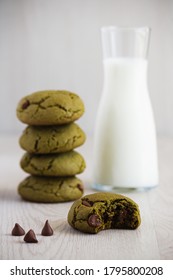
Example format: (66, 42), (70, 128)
(20, 151), (86, 177)
(16, 90), (85, 125)
(18, 176), (84, 202)
(19, 123), (86, 154)
(68, 192), (141, 234)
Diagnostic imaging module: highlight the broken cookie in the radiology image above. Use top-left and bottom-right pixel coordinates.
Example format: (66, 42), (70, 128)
(68, 192), (141, 233)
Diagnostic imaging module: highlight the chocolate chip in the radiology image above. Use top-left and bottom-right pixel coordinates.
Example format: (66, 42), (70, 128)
(88, 214), (102, 227)
(11, 223), (25, 236)
(24, 229), (38, 243)
(118, 209), (128, 223)
(82, 200), (92, 207)
(77, 184), (84, 192)
(22, 100), (30, 109)
(41, 220), (53, 236)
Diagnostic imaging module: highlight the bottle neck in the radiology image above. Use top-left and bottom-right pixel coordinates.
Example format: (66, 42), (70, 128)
(101, 27), (151, 60)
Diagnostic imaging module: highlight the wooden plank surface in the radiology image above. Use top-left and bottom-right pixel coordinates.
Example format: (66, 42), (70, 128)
(0, 136), (172, 259)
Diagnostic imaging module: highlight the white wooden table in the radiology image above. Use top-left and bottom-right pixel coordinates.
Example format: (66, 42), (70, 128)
(0, 135), (173, 260)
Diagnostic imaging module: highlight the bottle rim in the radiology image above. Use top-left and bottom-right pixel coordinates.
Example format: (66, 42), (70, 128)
(101, 26), (151, 33)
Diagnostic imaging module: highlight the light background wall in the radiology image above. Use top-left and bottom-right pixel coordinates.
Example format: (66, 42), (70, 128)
(0, 0), (173, 136)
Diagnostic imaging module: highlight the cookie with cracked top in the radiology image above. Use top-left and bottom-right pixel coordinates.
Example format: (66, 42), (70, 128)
(18, 176), (84, 202)
(16, 90), (85, 125)
(20, 151), (86, 176)
(19, 123), (86, 154)
(68, 192), (141, 233)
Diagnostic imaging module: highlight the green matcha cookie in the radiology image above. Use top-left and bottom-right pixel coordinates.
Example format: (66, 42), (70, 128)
(19, 123), (86, 154)
(18, 176), (84, 202)
(16, 90), (85, 125)
(20, 151), (86, 177)
(68, 192), (141, 234)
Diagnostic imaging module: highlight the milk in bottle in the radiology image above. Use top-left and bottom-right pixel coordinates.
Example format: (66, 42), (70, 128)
(93, 27), (158, 190)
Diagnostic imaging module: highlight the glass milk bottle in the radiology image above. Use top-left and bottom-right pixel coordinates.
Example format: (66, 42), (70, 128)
(93, 26), (158, 191)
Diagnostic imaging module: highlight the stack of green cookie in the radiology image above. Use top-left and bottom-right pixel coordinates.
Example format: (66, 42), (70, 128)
(16, 90), (86, 202)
